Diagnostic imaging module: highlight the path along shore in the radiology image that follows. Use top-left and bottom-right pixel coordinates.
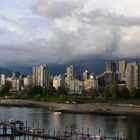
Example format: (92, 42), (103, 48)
(0, 99), (140, 116)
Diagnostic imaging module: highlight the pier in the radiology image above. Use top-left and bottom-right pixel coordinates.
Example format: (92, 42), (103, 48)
(0, 120), (128, 140)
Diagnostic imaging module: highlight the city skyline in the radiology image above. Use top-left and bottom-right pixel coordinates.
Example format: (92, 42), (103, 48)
(0, 0), (140, 68)
(1, 59), (140, 94)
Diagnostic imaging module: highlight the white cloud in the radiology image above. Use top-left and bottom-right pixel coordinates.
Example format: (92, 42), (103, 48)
(113, 26), (140, 58)
(32, 0), (140, 63)
(82, 0), (140, 17)
(0, 17), (22, 32)
(0, 0), (140, 67)
(33, 0), (84, 18)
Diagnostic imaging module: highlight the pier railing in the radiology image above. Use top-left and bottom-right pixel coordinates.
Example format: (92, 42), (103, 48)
(0, 120), (129, 140)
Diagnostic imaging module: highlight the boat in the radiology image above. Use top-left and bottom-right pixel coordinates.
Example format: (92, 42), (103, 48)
(9, 118), (17, 123)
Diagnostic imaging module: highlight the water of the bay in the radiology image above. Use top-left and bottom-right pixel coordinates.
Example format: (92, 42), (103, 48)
(0, 106), (139, 140)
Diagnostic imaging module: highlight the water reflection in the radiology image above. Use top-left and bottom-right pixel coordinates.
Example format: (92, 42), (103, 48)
(0, 106), (139, 139)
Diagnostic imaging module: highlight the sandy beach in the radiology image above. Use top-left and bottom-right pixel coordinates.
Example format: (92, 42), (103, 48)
(0, 99), (140, 116)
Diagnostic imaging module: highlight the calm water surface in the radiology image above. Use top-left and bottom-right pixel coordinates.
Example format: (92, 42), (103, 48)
(0, 106), (139, 140)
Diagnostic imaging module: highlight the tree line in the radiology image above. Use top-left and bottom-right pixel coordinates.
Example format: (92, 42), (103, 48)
(0, 82), (67, 96)
(0, 81), (140, 101)
(103, 83), (140, 99)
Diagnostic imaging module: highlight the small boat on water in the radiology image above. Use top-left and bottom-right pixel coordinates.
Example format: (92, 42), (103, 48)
(9, 118), (17, 123)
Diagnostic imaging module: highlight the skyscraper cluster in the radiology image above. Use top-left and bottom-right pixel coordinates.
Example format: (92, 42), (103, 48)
(31, 64), (98, 94)
(110, 59), (140, 91)
(0, 59), (140, 94)
(26, 60), (140, 93)
(100, 59), (140, 92)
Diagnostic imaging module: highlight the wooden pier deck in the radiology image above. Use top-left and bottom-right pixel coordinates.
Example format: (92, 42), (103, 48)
(0, 120), (129, 140)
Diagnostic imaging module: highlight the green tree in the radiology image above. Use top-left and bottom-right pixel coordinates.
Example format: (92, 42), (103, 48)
(56, 87), (67, 95)
(81, 87), (97, 97)
(0, 81), (12, 95)
(130, 88), (140, 99)
(130, 88), (136, 99)
(109, 83), (119, 99)
(103, 85), (111, 98)
(22, 85), (32, 95)
(135, 89), (140, 99)
(59, 95), (68, 101)
(119, 86), (130, 99)
(86, 87), (97, 97)
(43, 85), (56, 95)
(81, 89), (88, 96)
(98, 75), (105, 86)
(29, 86), (43, 95)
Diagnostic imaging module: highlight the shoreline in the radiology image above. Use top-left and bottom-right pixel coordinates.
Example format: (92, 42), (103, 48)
(0, 99), (140, 116)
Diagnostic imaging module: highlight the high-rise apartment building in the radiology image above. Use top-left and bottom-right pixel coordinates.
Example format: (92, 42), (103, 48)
(0, 74), (6, 85)
(83, 70), (91, 80)
(125, 62), (140, 91)
(32, 64), (51, 87)
(119, 60), (127, 80)
(12, 71), (20, 79)
(66, 65), (77, 80)
(101, 71), (118, 85)
(105, 60), (116, 72)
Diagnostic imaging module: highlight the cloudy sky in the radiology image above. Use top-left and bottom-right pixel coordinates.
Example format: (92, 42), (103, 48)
(0, 0), (140, 67)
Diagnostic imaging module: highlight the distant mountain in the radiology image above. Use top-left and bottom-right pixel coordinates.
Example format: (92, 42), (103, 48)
(8, 67), (32, 75)
(3, 60), (115, 76)
(7, 61), (106, 76)
(3, 59), (140, 77)
(0, 67), (12, 76)
(49, 61), (106, 76)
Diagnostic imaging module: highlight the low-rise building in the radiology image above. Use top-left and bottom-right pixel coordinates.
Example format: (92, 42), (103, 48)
(53, 75), (64, 89)
(24, 75), (32, 87)
(84, 74), (98, 92)
(11, 77), (24, 92)
(65, 78), (83, 94)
